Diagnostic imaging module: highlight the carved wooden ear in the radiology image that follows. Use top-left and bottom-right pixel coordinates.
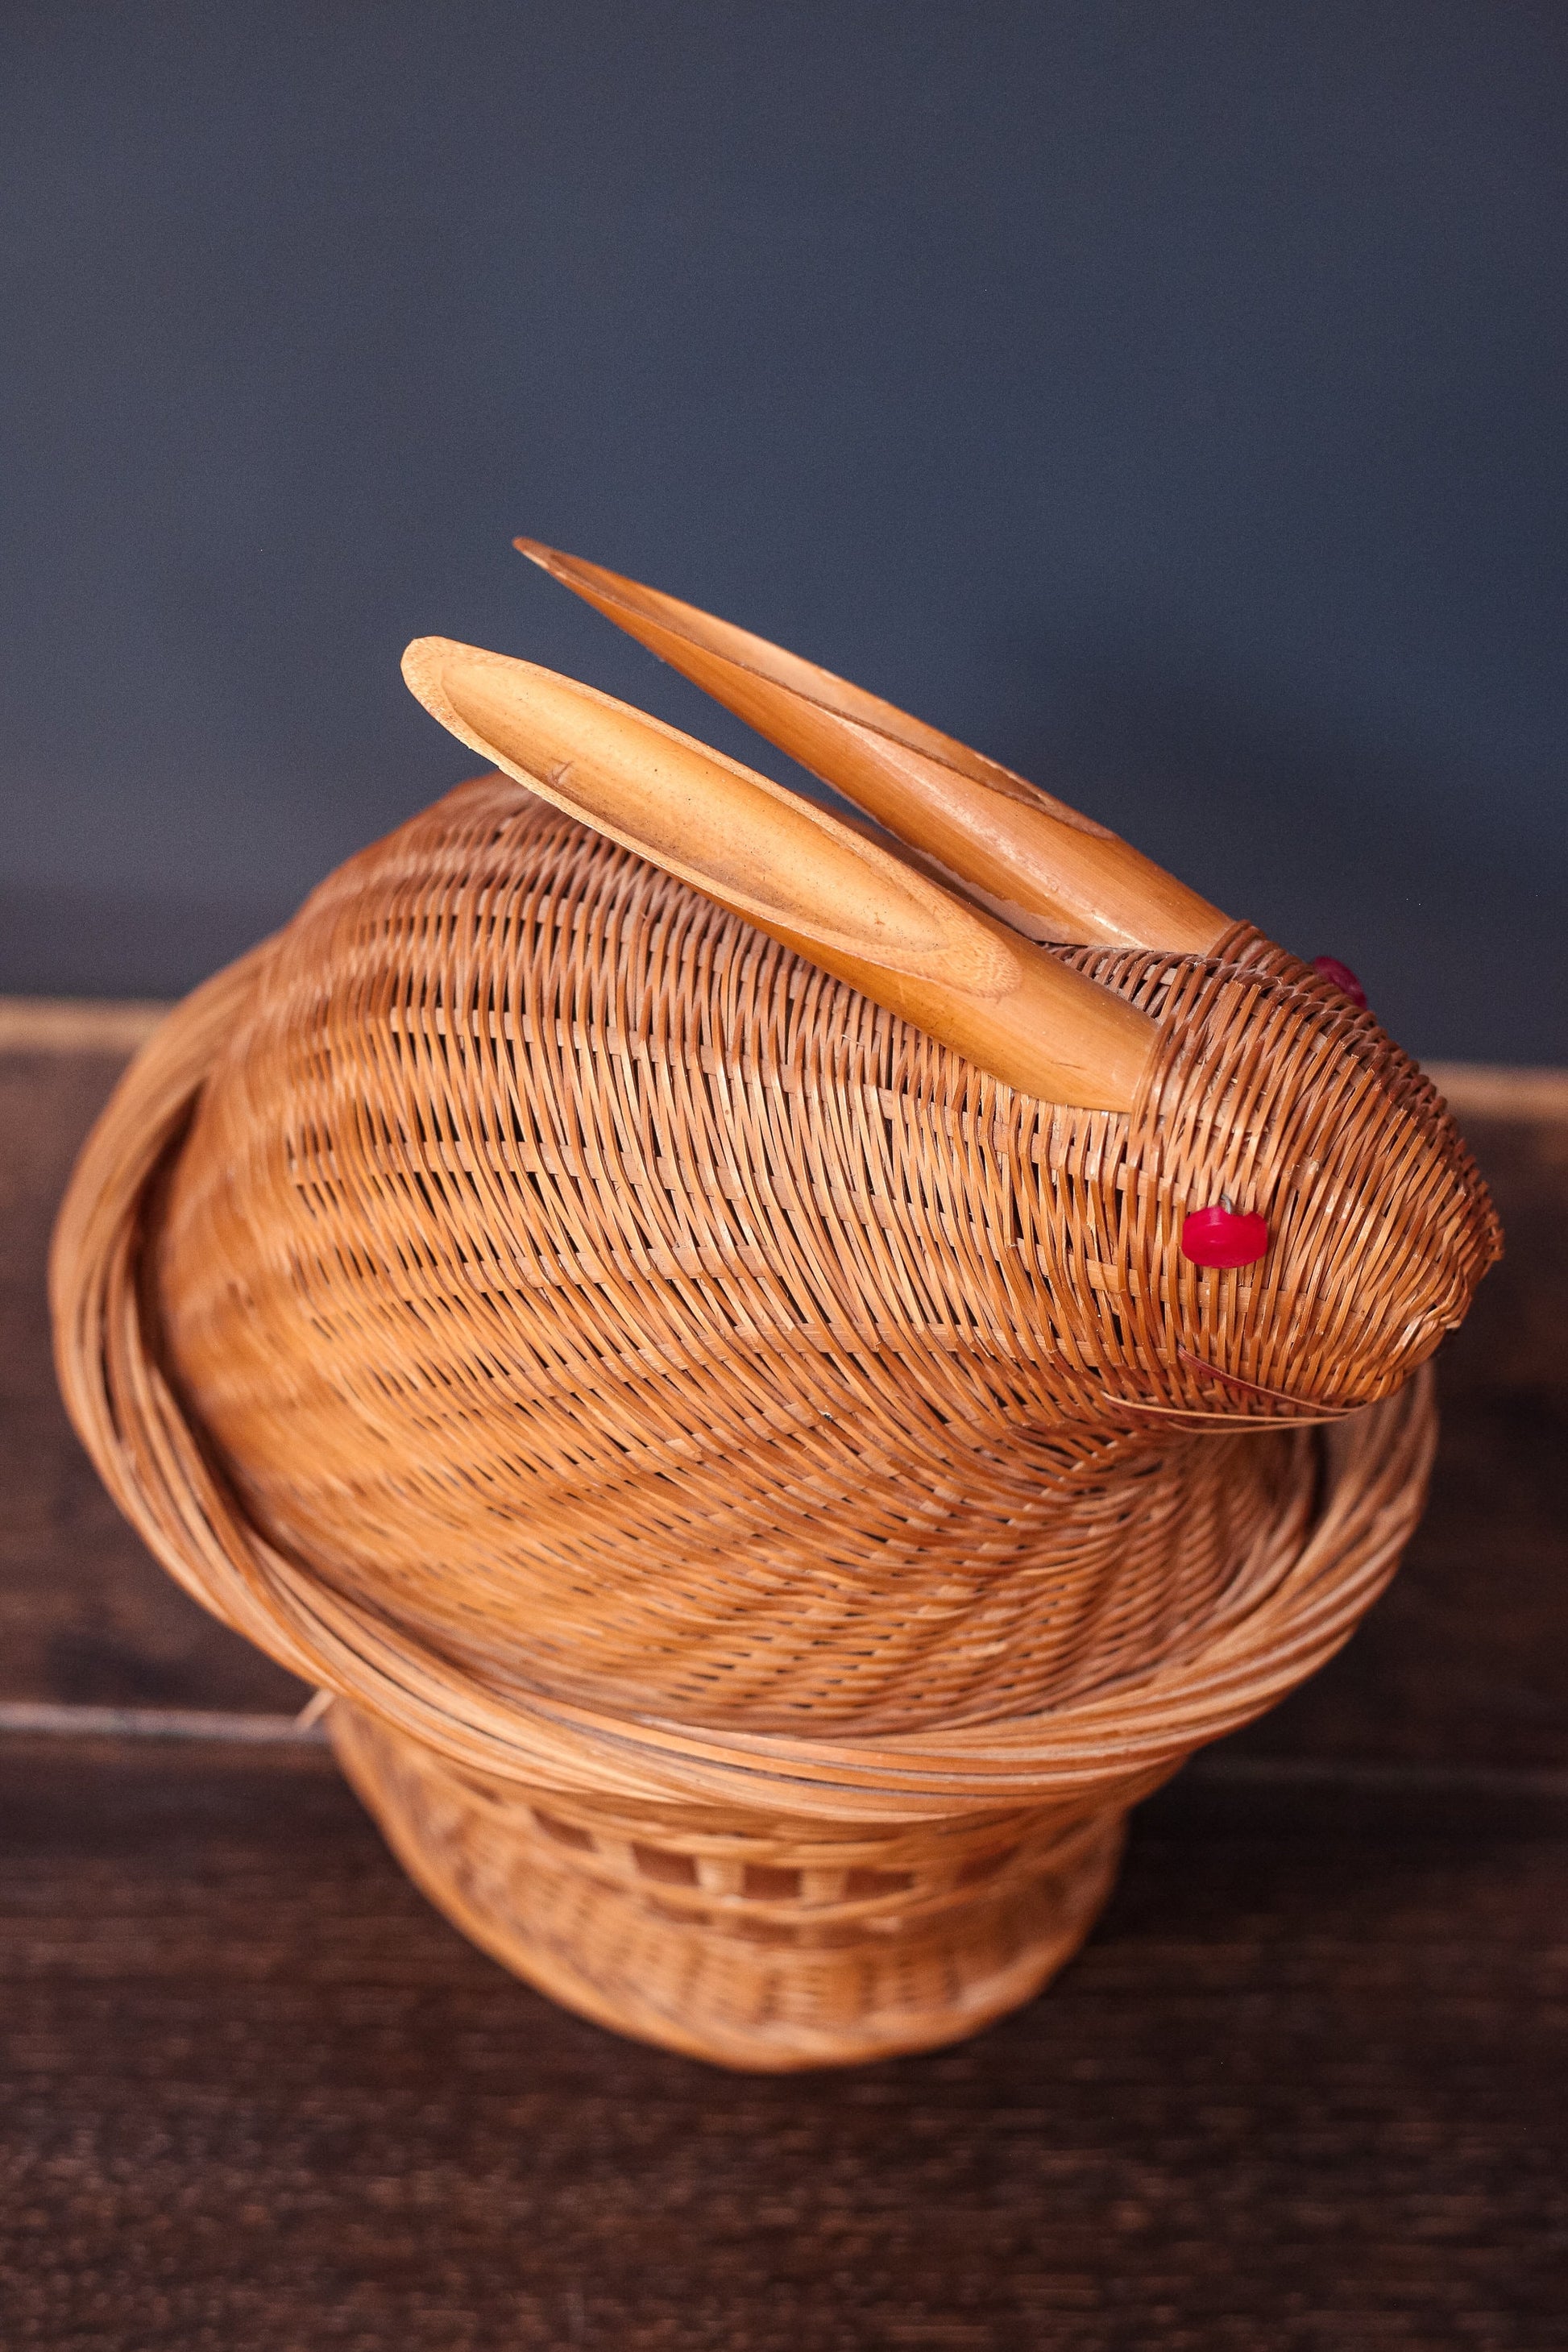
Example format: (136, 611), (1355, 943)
(403, 637), (1159, 1112)
(515, 539), (1230, 956)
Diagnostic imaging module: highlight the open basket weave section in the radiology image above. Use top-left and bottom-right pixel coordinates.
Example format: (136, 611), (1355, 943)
(51, 939), (1437, 1826)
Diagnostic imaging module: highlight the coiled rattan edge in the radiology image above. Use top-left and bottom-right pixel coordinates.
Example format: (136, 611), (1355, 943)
(50, 948), (1437, 1826)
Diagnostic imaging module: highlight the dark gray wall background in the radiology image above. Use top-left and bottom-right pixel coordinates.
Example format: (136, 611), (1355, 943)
(2, 0), (1563, 1060)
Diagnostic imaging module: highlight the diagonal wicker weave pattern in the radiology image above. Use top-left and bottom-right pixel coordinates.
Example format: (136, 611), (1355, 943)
(143, 782), (1494, 1737)
(50, 769), (1494, 2064)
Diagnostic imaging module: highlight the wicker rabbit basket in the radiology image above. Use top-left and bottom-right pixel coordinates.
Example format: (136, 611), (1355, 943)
(52, 546), (1499, 2068)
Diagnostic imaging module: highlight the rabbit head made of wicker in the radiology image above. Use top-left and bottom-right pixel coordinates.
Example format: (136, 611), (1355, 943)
(149, 546), (1499, 1736)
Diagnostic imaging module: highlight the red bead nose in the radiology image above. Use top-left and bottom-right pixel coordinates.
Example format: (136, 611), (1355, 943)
(1310, 955), (1367, 1009)
(1180, 1205), (1271, 1269)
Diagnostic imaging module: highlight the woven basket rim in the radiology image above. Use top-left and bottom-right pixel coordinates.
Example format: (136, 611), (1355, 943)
(51, 948), (1437, 1822)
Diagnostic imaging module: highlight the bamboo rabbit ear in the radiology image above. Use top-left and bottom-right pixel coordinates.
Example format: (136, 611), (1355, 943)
(515, 539), (1230, 956)
(402, 637), (1159, 1112)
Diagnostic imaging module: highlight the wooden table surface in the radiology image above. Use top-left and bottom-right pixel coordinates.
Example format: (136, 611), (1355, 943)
(2, 1005), (1564, 2351)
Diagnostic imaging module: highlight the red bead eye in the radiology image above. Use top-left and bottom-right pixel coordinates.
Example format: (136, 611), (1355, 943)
(1180, 1205), (1270, 1269)
(1310, 955), (1367, 1009)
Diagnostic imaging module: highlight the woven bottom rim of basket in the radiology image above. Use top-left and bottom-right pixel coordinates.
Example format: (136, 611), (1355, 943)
(330, 1703), (1130, 2071)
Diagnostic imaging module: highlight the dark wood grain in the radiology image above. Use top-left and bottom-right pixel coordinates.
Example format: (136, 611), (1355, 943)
(1, 1735), (1562, 2352)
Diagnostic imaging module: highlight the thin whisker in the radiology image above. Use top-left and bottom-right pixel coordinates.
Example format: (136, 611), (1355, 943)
(1101, 1389), (1345, 1429)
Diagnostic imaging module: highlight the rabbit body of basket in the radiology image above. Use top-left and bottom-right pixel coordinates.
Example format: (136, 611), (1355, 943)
(151, 772), (1498, 1741)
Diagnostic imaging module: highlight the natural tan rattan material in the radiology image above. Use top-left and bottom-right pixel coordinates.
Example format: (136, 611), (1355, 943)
(51, 731), (1488, 2063)
(139, 780), (1492, 1736)
(50, 962), (1436, 2060)
(512, 536), (1234, 959)
(400, 636), (1161, 1112)
(50, 564), (1499, 2065)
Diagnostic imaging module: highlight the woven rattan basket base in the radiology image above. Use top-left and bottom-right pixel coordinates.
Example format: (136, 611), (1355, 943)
(330, 1703), (1129, 2069)
(49, 952), (1443, 2072)
(311, 1360), (1429, 2068)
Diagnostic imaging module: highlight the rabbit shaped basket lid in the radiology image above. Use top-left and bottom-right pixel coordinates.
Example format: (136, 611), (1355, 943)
(53, 547), (1500, 1776)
